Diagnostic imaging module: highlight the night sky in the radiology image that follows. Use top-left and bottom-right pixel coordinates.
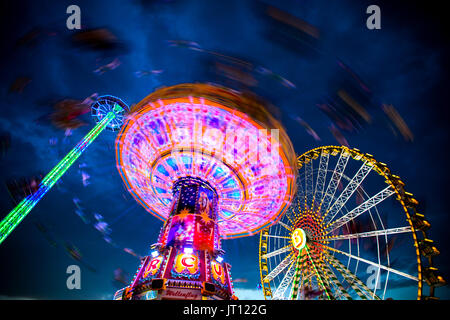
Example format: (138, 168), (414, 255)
(0, 0), (449, 300)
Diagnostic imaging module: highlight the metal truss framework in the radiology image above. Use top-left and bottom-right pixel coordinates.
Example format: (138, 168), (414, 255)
(312, 151), (329, 211)
(317, 151), (350, 216)
(323, 161), (373, 225)
(264, 253), (293, 282)
(259, 146), (445, 300)
(324, 186), (396, 234)
(272, 254), (303, 299)
(318, 226), (412, 242)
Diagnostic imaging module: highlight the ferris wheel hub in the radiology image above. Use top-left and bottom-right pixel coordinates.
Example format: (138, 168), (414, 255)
(291, 227), (307, 251)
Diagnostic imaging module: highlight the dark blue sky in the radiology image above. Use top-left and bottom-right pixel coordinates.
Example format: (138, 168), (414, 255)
(0, 0), (448, 299)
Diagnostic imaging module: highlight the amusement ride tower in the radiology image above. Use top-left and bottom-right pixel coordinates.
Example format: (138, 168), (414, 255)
(113, 84), (297, 300)
(0, 96), (128, 245)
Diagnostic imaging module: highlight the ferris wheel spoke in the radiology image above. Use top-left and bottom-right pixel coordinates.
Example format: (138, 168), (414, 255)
(318, 152), (350, 217)
(262, 245), (292, 259)
(304, 157), (314, 210)
(317, 242), (419, 282)
(262, 234), (291, 240)
(323, 161), (374, 225)
(284, 209), (296, 227)
(314, 252), (353, 300)
(304, 246), (333, 300)
(271, 255), (300, 299)
(278, 220), (293, 232)
(312, 152), (329, 211)
(264, 253), (293, 282)
(300, 262), (319, 299)
(289, 253), (307, 299)
(323, 186), (396, 235)
(317, 226), (412, 242)
(323, 251), (377, 300)
(295, 174), (305, 198)
(315, 255), (343, 300)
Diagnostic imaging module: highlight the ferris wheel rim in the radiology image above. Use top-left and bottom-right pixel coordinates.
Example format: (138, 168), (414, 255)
(259, 145), (441, 300)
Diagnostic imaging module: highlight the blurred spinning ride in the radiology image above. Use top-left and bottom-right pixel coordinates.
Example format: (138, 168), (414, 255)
(0, 96), (128, 245)
(113, 84), (297, 300)
(259, 146), (445, 300)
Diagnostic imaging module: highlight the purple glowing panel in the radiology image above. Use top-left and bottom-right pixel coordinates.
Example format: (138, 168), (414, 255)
(116, 97), (295, 238)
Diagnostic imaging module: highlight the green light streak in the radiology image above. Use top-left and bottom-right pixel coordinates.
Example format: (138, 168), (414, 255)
(304, 245), (332, 300)
(290, 253), (303, 299)
(0, 111), (117, 245)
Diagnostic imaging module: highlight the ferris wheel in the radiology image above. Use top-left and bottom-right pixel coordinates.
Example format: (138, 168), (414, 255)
(259, 146), (445, 300)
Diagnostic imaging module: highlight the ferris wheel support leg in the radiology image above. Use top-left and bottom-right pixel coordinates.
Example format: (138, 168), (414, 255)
(0, 111), (117, 246)
(304, 246), (333, 300)
(289, 253), (305, 299)
(309, 248), (340, 299)
(313, 250), (352, 300)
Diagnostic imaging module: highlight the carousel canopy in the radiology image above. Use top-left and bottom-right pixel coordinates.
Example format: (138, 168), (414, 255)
(116, 84), (297, 238)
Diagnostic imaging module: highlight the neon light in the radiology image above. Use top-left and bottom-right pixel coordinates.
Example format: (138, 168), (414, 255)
(143, 256), (163, 278)
(292, 228), (307, 251)
(305, 245), (331, 300)
(0, 98), (126, 245)
(151, 250), (159, 258)
(211, 260), (226, 285)
(117, 95), (296, 238)
(173, 253), (199, 275)
(181, 256), (195, 268)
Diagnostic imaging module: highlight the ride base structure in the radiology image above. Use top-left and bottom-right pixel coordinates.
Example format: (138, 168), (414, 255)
(114, 176), (235, 300)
